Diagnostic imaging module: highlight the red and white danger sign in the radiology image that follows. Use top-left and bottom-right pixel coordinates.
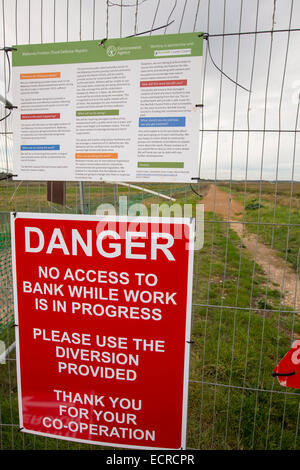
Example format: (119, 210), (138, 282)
(11, 213), (194, 449)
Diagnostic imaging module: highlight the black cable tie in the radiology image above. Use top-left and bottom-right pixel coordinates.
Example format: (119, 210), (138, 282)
(18, 426), (24, 432)
(272, 371), (296, 377)
(0, 174), (17, 182)
(126, 20), (175, 38)
(186, 340), (194, 344)
(191, 177), (201, 181)
(197, 33), (208, 39)
(98, 38), (107, 47)
(13, 211), (17, 218)
(195, 104), (204, 108)
(5, 105), (17, 110)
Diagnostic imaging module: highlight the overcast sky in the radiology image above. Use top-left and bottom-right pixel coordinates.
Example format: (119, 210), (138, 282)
(0, 0), (299, 180)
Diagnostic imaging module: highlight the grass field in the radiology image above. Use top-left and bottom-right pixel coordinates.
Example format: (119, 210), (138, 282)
(0, 181), (299, 450)
(218, 181), (300, 271)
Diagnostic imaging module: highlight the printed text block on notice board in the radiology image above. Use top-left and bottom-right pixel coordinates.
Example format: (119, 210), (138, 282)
(12, 33), (202, 183)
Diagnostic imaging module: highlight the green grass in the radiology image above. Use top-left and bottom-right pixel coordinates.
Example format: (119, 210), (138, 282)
(0, 181), (192, 217)
(186, 202), (300, 450)
(244, 203), (300, 271)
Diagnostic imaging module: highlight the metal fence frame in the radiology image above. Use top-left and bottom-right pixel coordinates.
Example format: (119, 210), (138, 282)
(0, 0), (300, 450)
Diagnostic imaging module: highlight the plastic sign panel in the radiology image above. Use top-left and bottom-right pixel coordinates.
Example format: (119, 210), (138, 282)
(12, 33), (203, 183)
(273, 340), (300, 389)
(11, 213), (194, 449)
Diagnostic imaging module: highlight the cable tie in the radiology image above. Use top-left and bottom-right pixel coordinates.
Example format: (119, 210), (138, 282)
(0, 46), (17, 52)
(186, 340), (195, 344)
(11, 323), (18, 328)
(0, 174), (17, 182)
(197, 33), (208, 39)
(0, 110), (11, 122)
(98, 38), (107, 47)
(272, 371), (296, 377)
(18, 427), (24, 432)
(195, 104), (204, 108)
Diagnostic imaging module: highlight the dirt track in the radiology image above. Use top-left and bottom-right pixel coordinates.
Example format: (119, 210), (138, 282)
(202, 185), (300, 311)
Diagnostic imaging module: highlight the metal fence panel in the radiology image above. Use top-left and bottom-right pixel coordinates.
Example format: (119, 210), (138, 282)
(0, 0), (300, 450)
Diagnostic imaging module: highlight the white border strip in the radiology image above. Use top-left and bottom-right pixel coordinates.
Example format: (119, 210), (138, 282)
(11, 212), (24, 432)
(181, 218), (194, 450)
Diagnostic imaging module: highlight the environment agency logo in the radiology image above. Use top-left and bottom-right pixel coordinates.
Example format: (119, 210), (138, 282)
(106, 45), (117, 57)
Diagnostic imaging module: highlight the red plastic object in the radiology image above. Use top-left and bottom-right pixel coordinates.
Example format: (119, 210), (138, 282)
(273, 340), (300, 388)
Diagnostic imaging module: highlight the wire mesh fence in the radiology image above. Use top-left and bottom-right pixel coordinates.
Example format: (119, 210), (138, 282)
(0, 0), (300, 450)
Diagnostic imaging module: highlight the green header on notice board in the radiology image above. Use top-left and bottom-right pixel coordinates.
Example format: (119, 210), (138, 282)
(12, 32), (203, 67)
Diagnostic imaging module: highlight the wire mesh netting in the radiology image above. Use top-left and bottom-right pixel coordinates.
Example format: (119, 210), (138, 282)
(0, 0), (300, 450)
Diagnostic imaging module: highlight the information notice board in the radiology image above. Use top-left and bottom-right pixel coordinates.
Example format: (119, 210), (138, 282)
(11, 213), (194, 449)
(12, 33), (203, 183)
